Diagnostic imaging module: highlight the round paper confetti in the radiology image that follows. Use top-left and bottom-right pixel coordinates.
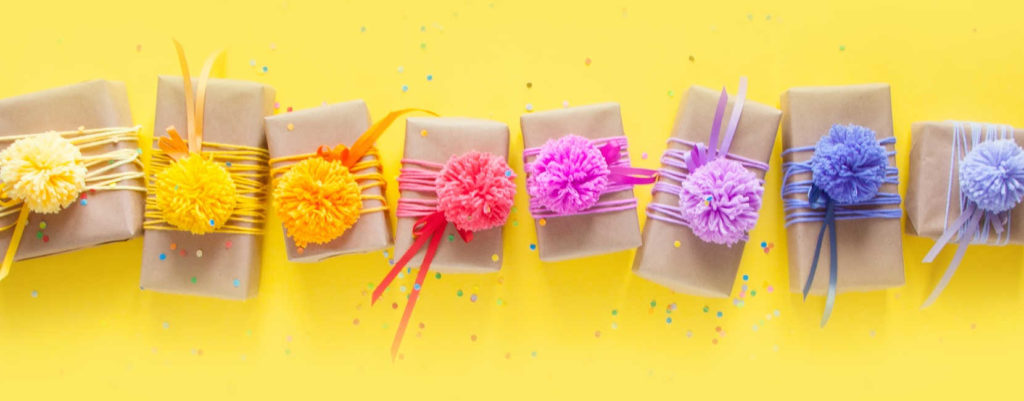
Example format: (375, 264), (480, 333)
(673, 240), (681, 248)
(538, 218), (547, 226)
(232, 279), (240, 288)
(491, 254), (499, 262)
(39, 221), (46, 229)
(196, 250), (203, 258)
(159, 253), (166, 261)
(287, 123), (294, 131)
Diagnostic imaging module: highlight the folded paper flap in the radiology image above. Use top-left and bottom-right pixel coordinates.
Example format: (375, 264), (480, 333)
(155, 76), (275, 147)
(265, 100), (371, 158)
(393, 117), (508, 272)
(907, 121), (1024, 243)
(0, 80), (143, 261)
(780, 84), (904, 294)
(264, 100), (391, 262)
(520, 102), (623, 148)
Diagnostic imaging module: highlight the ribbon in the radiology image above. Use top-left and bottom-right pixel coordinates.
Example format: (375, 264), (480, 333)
(599, 142), (658, 185)
(371, 211), (470, 360)
(686, 77), (748, 172)
(921, 203), (986, 308)
(804, 187), (838, 327)
(159, 40), (222, 160)
(315, 108), (439, 167)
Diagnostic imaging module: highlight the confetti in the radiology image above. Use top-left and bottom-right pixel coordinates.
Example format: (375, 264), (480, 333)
(457, 289), (463, 297)
(287, 123), (294, 131)
(392, 302), (398, 309)
(80, 199), (88, 206)
(420, 129), (428, 137)
(42, 235), (49, 243)
(39, 221), (46, 229)
(261, 66), (268, 73)
(525, 103), (534, 112)
(742, 274), (749, 281)
(353, 319), (360, 325)
(162, 322), (169, 329)
(196, 250), (203, 258)
(225, 241), (232, 249)
(612, 309), (618, 316)
(232, 279), (240, 288)
(526, 82), (532, 88)
(426, 74), (433, 81)
(529, 243), (536, 250)
(688, 55), (695, 63)
(402, 85), (409, 92)
(668, 90), (674, 97)
(562, 100), (570, 108)
(673, 240), (681, 248)
(30, 290), (38, 298)
(839, 45), (846, 51)
(470, 334), (477, 342)
(491, 254), (499, 262)
(159, 253), (166, 261)
(538, 218), (547, 226)
(190, 276), (197, 284)
(666, 317), (672, 324)
(716, 311), (723, 318)
(641, 152), (648, 159)
(397, 66), (404, 73)
(435, 272), (441, 279)
(584, 57), (592, 66)
(594, 330), (601, 338)
(470, 294), (478, 302)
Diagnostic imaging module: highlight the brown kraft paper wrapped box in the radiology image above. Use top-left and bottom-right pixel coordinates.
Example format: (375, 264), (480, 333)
(0, 80), (144, 261)
(520, 103), (642, 262)
(781, 84), (905, 295)
(139, 76), (275, 300)
(265, 100), (391, 262)
(907, 121), (1024, 243)
(394, 117), (509, 274)
(633, 86), (782, 297)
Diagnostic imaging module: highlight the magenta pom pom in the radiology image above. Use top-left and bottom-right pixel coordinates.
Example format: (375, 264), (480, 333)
(679, 157), (763, 246)
(435, 151), (517, 232)
(527, 135), (610, 214)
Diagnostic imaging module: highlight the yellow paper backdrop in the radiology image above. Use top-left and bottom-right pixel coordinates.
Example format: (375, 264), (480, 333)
(1, 0), (1022, 399)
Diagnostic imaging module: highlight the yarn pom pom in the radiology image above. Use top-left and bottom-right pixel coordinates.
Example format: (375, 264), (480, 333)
(435, 151), (516, 232)
(526, 135), (609, 214)
(679, 158), (763, 246)
(0, 132), (86, 213)
(273, 157), (362, 249)
(810, 124), (888, 204)
(155, 154), (238, 234)
(959, 139), (1024, 213)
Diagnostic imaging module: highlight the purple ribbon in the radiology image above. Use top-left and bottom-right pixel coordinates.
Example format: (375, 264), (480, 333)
(687, 77), (748, 172)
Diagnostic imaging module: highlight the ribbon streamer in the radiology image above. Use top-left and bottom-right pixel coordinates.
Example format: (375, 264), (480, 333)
(371, 211), (470, 360)
(803, 187), (838, 327)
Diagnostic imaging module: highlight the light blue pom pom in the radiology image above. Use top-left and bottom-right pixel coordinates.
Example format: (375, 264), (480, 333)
(810, 124), (888, 204)
(960, 139), (1024, 213)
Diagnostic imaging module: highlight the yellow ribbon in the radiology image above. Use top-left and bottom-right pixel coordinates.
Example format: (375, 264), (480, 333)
(0, 126), (146, 282)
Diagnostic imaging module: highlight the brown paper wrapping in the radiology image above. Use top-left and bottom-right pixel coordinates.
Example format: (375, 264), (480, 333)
(907, 121), (1024, 243)
(139, 76), (275, 300)
(632, 86), (782, 297)
(780, 84), (904, 295)
(265, 100), (391, 262)
(0, 80), (143, 261)
(520, 103), (642, 262)
(393, 117), (509, 274)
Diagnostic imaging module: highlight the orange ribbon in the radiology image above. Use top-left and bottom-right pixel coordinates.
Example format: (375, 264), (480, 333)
(371, 211), (472, 360)
(158, 40), (222, 161)
(314, 108), (439, 167)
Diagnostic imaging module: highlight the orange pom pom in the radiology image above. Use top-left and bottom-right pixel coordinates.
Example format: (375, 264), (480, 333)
(273, 157), (363, 249)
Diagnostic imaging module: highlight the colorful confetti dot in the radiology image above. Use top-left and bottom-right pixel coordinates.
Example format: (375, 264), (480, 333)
(190, 276), (197, 284)
(397, 66), (404, 73)
(420, 129), (428, 137)
(689, 55), (695, 62)
(526, 82), (532, 88)
(435, 272), (441, 279)
(353, 318), (360, 325)
(402, 85), (409, 92)
(612, 309), (618, 316)
(30, 290), (38, 298)
(584, 57), (592, 66)
(716, 311), (723, 318)
(159, 253), (166, 261)
(426, 74), (433, 81)
(391, 302), (398, 309)
(225, 241), (232, 249)
(839, 45), (846, 51)
(39, 221), (46, 229)
(42, 235), (49, 243)
(36, 231), (42, 239)
(641, 152), (648, 159)
(471, 334), (477, 342)
(742, 274), (749, 281)
(491, 254), (499, 262)
(673, 240), (681, 248)
(702, 305), (709, 313)
(80, 199), (88, 206)
(457, 289), (463, 297)
(538, 218), (547, 226)
(287, 123), (294, 131)
(162, 322), (169, 329)
(594, 330), (601, 338)
(529, 243), (536, 251)
(196, 250), (203, 258)
(525, 103), (534, 112)
(470, 294), (478, 302)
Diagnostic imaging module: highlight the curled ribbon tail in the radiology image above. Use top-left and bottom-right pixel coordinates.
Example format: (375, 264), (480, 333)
(608, 166), (659, 185)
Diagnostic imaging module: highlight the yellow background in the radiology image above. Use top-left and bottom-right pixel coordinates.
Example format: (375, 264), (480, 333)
(1, 0), (1022, 399)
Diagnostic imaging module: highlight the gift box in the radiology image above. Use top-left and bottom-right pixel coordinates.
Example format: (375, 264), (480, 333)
(780, 83), (904, 295)
(633, 85), (782, 297)
(520, 103), (643, 262)
(265, 100), (391, 262)
(139, 76), (275, 300)
(0, 80), (144, 264)
(907, 121), (1024, 243)
(392, 117), (510, 273)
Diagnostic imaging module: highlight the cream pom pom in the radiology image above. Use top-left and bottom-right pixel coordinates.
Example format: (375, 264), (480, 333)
(0, 132), (87, 213)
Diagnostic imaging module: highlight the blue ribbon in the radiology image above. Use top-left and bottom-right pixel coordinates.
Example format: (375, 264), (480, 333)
(805, 186), (838, 327)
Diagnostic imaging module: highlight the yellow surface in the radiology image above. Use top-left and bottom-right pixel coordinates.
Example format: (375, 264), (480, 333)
(1, 0), (1022, 399)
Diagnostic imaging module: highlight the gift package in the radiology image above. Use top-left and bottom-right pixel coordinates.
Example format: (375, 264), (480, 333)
(266, 101), (400, 263)
(520, 103), (655, 262)
(0, 80), (145, 280)
(780, 84), (905, 324)
(633, 80), (782, 297)
(907, 121), (1024, 306)
(138, 46), (276, 299)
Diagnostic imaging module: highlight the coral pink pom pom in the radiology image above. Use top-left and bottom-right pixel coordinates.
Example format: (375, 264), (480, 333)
(526, 135), (610, 214)
(679, 157), (763, 246)
(435, 151), (517, 232)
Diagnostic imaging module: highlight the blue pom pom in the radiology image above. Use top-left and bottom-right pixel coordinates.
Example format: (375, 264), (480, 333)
(810, 124), (888, 204)
(959, 139), (1024, 213)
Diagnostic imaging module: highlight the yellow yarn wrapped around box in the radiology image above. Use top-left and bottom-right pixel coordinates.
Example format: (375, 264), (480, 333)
(154, 153), (238, 234)
(273, 157), (362, 249)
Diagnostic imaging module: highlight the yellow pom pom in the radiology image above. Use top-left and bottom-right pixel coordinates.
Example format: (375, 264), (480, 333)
(273, 157), (362, 249)
(0, 132), (86, 213)
(155, 154), (238, 234)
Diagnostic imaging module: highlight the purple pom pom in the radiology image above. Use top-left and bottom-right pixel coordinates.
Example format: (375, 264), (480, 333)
(810, 124), (888, 204)
(679, 158), (763, 246)
(527, 135), (609, 214)
(959, 139), (1024, 213)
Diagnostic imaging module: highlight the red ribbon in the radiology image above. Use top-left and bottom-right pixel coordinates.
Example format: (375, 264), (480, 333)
(371, 211), (472, 360)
